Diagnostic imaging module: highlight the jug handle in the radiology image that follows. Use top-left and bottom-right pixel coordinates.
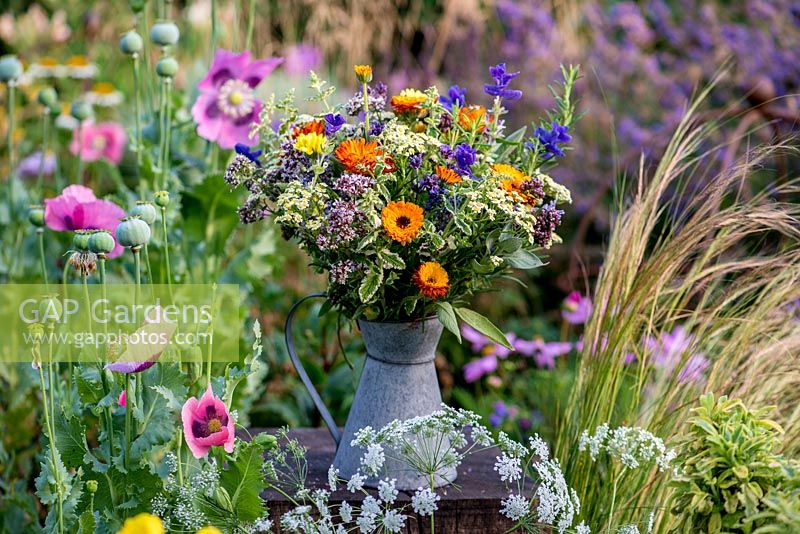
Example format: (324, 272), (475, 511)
(284, 292), (342, 445)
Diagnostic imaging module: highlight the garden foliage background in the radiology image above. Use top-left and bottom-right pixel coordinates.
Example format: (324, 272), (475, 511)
(0, 0), (799, 531)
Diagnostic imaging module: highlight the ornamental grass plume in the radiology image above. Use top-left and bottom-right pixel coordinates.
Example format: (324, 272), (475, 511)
(554, 79), (800, 531)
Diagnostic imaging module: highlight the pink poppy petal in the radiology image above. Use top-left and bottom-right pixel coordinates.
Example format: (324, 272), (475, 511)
(241, 57), (284, 88)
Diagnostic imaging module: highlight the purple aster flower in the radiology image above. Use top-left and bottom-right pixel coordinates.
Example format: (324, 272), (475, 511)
(439, 84), (467, 110)
(528, 122), (572, 160)
(234, 143), (263, 167)
(453, 144), (477, 174)
(464, 354), (497, 383)
(513, 338), (573, 369)
(17, 151), (56, 178)
(484, 63), (522, 101)
(324, 113), (345, 135)
(461, 324), (490, 353)
(489, 401), (508, 427)
(561, 291), (592, 324)
(282, 43), (322, 77)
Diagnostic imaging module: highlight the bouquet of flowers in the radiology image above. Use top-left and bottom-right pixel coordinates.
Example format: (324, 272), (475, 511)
(226, 63), (579, 344)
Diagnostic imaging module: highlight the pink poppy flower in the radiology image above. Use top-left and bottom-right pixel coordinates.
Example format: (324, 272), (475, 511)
(562, 291), (593, 325)
(182, 385), (235, 458)
(118, 390), (126, 407)
(44, 184), (126, 258)
(70, 122), (127, 164)
(191, 49), (283, 149)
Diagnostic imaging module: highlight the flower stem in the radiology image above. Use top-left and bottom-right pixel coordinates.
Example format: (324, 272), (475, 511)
(124, 373), (132, 469)
(133, 246), (142, 307)
(161, 206), (173, 297)
(6, 82), (15, 219)
(98, 257), (116, 456)
(362, 81), (370, 140)
(176, 429), (184, 485)
(37, 356), (64, 534)
(37, 110), (50, 197)
(161, 78), (172, 190)
(132, 53), (143, 169)
(210, 0), (218, 65)
(143, 243), (153, 284)
(607, 475), (619, 534)
(430, 474), (436, 534)
(245, 0), (256, 51)
(38, 229), (49, 288)
(75, 121), (85, 184)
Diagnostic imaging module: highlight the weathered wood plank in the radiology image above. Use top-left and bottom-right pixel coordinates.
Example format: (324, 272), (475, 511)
(253, 428), (521, 533)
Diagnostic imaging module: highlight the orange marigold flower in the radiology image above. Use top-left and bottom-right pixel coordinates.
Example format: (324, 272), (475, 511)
(492, 163), (527, 181)
(458, 105), (488, 131)
(494, 164), (541, 206)
(391, 89), (427, 114)
(354, 64), (373, 83)
(292, 119), (325, 138)
(435, 165), (462, 184)
(335, 139), (381, 174)
(413, 262), (450, 299)
(381, 201), (424, 245)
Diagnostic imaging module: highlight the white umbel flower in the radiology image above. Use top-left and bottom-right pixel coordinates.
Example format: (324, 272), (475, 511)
(411, 487), (440, 516)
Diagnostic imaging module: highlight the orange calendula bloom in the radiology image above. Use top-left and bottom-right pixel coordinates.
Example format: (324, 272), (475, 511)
(292, 119), (325, 138)
(494, 164), (541, 206)
(381, 201), (424, 245)
(413, 262), (450, 299)
(354, 64), (373, 83)
(335, 139), (394, 174)
(458, 105), (489, 132)
(390, 89), (427, 114)
(435, 165), (462, 184)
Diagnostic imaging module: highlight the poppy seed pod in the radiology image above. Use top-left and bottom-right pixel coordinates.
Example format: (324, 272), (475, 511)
(154, 190), (170, 208)
(28, 205), (45, 227)
(119, 31), (144, 55)
(72, 230), (93, 251)
(0, 55), (23, 82)
(116, 216), (151, 248)
(150, 22), (180, 47)
(88, 230), (115, 255)
(155, 57), (179, 78)
(70, 101), (93, 121)
(37, 87), (58, 108)
(131, 201), (157, 224)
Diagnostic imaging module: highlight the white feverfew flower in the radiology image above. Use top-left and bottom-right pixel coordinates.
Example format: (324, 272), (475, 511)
(328, 466), (339, 492)
(347, 472), (366, 492)
(339, 501), (353, 523)
(411, 487), (440, 516)
(378, 479), (398, 504)
(494, 454), (523, 483)
(500, 493), (530, 521)
(381, 509), (406, 533)
(360, 443), (385, 476)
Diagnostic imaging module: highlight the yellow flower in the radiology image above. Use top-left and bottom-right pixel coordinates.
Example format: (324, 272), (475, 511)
(381, 201), (424, 245)
(458, 105), (489, 132)
(494, 164), (541, 206)
(354, 64), (373, 83)
(492, 163), (527, 181)
(413, 262), (450, 299)
(295, 132), (326, 155)
(390, 89), (427, 114)
(196, 527), (224, 534)
(117, 513), (164, 534)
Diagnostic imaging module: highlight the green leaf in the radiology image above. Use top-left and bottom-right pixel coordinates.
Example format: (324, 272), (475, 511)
(358, 268), (383, 304)
(498, 237), (523, 254)
(435, 302), (461, 343)
(78, 510), (96, 534)
(54, 413), (89, 468)
(377, 249), (406, 270)
(507, 249), (544, 269)
(217, 440), (268, 523)
(454, 307), (511, 349)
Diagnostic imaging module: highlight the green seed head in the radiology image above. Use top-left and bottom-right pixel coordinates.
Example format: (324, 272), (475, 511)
(115, 216), (151, 248)
(72, 230), (93, 251)
(150, 21), (180, 47)
(86, 480), (99, 494)
(88, 230), (116, 255)
(0, 55), (23, 82)
(119, 31), (144, 55)
(155, 56), (179, 78)
(37, 87), (58, 108)
(154, 190), (170, 208)
(131, 201), (157, 224)
(28, 205), (45, 227)
(70, 100), (93, 121)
